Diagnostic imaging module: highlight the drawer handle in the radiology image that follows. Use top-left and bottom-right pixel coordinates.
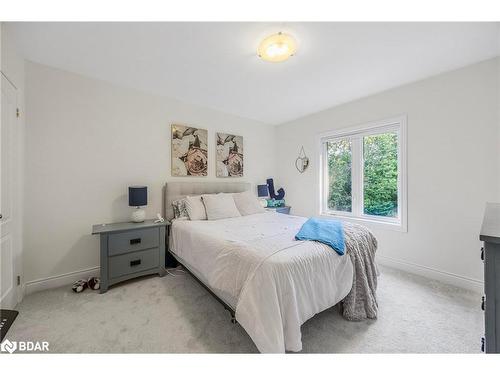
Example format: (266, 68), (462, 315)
(482, 296), (485, 311)
(481, 337), (485, 353)
(130, 238), (142, 245)
(481, 248), (484, 261)
(130, 259), (141, 267)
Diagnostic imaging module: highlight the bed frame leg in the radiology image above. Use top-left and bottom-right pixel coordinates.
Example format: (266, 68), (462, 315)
(229, 310), (237, 324)
(338, 301), (344, 315)
(223, 306), (237, 324)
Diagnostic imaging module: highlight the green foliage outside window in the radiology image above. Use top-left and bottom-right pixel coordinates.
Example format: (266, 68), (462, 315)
(327, 132), (398, 218)
(327, 139), (352, 212)
(363, 133), (398, 217)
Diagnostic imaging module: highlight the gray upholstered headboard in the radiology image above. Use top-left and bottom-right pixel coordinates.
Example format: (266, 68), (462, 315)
(164, 181), (252, 220)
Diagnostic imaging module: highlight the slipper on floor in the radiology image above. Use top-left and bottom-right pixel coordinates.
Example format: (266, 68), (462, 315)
(72, 279), (88, 293)
(87, 277), (100, 290)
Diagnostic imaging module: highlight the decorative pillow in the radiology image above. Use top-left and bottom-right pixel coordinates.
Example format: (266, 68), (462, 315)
(202, 193), (241, 220)
(172, 198), (189, 220)
(233, 190), (266, 216)
(185, 195), (207, 220)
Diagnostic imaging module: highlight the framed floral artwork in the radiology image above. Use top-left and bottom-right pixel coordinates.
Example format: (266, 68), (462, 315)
(171, 124), (208, 176)
(216, 133), (243, 177)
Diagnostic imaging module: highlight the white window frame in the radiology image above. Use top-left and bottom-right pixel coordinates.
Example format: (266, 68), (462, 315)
(318, 115), (407, 232)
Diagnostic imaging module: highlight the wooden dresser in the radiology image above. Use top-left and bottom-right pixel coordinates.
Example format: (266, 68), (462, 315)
(92, 219), (169, 293)
(480, 202), (500, 353)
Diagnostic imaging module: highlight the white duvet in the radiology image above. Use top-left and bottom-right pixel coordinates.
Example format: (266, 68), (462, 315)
(170, 212), (354, 353)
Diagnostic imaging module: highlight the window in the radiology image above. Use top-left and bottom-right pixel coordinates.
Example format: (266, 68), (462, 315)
(319, 116), (407, 231)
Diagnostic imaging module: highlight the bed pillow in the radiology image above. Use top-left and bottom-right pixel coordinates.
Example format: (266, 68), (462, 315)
(172, 198), (189, 220)
(185, 195), (208, 220)
(233, 191), (266, 216)
(202, 193), (241, 220)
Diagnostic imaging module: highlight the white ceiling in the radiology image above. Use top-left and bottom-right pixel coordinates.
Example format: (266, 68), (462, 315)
(6, 22), (500, 125)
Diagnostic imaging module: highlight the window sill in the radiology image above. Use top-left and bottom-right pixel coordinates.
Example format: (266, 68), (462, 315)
(319, 212), (407, 232)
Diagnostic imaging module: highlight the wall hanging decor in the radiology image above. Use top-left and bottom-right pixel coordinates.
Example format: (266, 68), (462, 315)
(295, 146), (310, 173)
(267, 178), (285, 200)
(216, 133), (244, 177)
(171, 124), (208, 176)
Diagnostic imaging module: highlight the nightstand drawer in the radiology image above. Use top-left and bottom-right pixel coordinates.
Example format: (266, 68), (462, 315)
(108, 227), (159, 256)
(109, 247), (160, 279)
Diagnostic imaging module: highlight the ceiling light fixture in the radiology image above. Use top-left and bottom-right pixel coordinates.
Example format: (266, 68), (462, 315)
(258, 32), (297, 63)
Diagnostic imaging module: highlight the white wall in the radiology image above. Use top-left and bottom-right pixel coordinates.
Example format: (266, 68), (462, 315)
(23, 61), (275, 289)
(1, 24), (26, 302)
(275, 58), (500, 291)
(20, 55), (500, 293)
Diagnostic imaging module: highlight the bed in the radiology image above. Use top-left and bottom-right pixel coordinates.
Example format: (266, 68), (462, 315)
(164, 182), (378, 353)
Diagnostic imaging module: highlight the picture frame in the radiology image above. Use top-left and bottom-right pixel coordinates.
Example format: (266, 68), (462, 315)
(171, 124), (208, 177)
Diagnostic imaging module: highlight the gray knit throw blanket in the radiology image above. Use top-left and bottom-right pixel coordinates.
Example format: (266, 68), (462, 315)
(341, 222), (379, 321)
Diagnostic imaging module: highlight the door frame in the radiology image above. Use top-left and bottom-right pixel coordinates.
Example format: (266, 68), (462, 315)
(1, 71), (22, 308)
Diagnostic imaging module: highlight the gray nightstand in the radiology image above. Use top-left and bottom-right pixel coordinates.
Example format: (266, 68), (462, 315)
(266, 206), (291, 214)
(92, 219), (169, 293)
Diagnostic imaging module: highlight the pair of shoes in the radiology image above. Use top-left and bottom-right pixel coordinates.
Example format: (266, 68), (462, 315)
(72, 277), (100, 293)
(87, 277), (100, 290)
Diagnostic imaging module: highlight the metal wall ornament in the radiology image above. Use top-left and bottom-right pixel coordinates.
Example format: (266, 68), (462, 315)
(295, 146), (310, 173)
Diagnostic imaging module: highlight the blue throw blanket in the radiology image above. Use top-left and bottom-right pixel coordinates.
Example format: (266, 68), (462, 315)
(295, 217), (345, 255)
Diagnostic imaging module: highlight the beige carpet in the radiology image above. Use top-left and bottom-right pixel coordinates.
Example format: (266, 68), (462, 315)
(6, 265), (483, 353)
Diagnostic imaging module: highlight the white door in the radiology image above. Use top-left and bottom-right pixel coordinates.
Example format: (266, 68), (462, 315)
(0, 73), (19, 309)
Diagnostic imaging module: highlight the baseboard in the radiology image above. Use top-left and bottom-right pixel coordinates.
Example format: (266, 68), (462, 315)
(23, 257), (483, 295)
(24, 266), (100, 295)
(377, 255), (483, 293)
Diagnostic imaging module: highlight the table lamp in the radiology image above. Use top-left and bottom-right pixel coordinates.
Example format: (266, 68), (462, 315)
(257, 184), (269, 208)
(129, 186), (147, 222)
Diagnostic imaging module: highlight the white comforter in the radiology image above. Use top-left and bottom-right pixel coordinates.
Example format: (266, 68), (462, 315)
(170, 212), (354, 353)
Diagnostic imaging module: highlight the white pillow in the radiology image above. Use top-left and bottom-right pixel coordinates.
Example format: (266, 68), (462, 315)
(202, 193), (241, 220)
(233, 191), (266, 216)
(185, 195), (207, 220)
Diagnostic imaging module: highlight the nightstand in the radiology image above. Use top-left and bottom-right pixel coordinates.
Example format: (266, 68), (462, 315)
(92, 219), (170, 293)
(266, 206), (291, 214)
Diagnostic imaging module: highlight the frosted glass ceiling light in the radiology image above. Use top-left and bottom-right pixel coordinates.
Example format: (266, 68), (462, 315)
(258, 32), (297, 63)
